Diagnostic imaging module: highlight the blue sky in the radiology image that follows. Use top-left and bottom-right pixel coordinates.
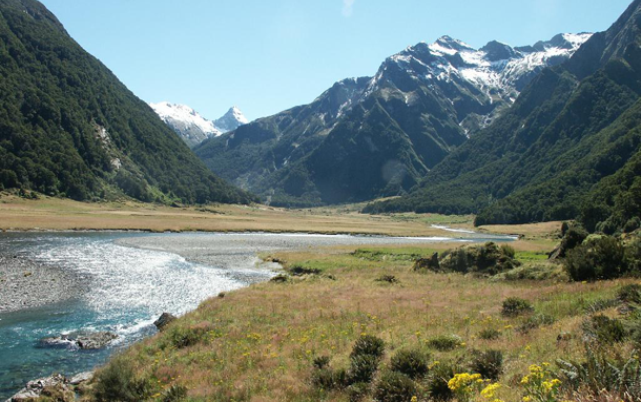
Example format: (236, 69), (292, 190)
(40, 0), (631, 121)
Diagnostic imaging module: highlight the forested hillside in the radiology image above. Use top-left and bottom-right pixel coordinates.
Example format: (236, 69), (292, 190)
(0, 0), (254, 204)
(366, 0), (641, 234)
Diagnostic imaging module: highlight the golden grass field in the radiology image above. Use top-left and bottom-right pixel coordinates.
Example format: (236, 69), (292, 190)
(90, 235), (633, 402)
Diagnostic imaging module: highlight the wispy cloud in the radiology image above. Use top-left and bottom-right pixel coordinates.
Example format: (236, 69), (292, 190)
(342, 0), (356, 17)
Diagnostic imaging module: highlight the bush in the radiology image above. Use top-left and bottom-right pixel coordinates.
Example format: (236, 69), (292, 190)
(375, 275), (399, 284)
(312, 368), (348, 390)
(617, 284), (641, 304)
(470, 349), (503, 381)
(162, 385), (188, 402)
(313, 355), (331, 370)
(559, 226), (588, 258)
(347, 354), (380, 384)
(427, 362), (456, 401)
(439, 242), (520, 275)
(582, 315), (626, 344)
(350, 335), (385, 361)
(164, 326), (206, 349)
(518, 314), (556, 333)
(501, 297), (533, 317)
(624, 217), (641, 233)
(564, 236), (627, 281)
(373, 371), (417, 402)
(347, 382), (370, 402)
(494, 262), (569, 281)
(390, 349), (430, 379)
(558, 346), (641, 400)
(477, 328), (501, 340)
(288, 265), (322, 276)
(93, 358), (151, 402)
(427, 334), (463, 351)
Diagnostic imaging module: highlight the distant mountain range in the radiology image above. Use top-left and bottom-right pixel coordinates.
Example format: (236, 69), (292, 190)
(150, 103), (249, 148)
(367, 0), (641, 234)
(195, 33), (591, 207)
(0, 0), (254, 205)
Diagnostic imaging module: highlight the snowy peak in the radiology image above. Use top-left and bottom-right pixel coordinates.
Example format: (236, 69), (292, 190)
(150, 102), (249, 148)
(214, 106), (249, 133)
(151, 102), (220, 137)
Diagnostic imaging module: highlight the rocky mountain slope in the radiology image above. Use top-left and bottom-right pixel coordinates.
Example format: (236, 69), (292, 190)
(150, 103), (249, 148)
(0, 0), (254, 204)
(367, 0), (641, 235)
(195, 33), (590, 207)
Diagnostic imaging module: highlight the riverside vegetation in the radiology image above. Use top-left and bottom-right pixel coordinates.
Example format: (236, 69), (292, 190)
(39, 221), (641, 402)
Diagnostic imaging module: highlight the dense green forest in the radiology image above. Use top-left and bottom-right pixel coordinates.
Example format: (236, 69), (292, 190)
(0, 0), (254, 204)
(366, 0), (641, 234)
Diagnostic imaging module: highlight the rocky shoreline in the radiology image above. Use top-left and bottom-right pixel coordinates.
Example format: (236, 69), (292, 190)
(0, 255), (86, 314)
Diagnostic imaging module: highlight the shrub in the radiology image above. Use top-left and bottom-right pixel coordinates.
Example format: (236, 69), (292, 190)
(624, 217), (641, 233)
(93, 358), (151, 402)
(390, 349), (430, 379)
(350, 335), (385, 361)
(582, 315), (626, 344)
(518, 313), (556, 333)
(470, 349), (503, 381)
(288, 265), (322, 276)
(564, 236), (627, 281)
(165, 326), (206, 349)
(312, 368), (347, 390)
(494, 262), (569, 281)
(427, 335), (463, 351)
(347, 354), (380, 384)
(439, 242), (519, 275)
(558, 226), (588, 258)
(313, 355), (331, 370)
(501, 297), (533, 317)
(347, 382), (370, 402)
(161, 385), (188, 402)
(427, 362), (456, 401)
(375, 274), (398, 284)
(558, 346), (641, 401)
(617, 284), (641, 304)
(477, 328), (501, 340)
(373, 371), (417, 402)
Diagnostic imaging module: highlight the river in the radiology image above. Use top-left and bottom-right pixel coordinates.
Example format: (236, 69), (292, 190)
(0, 231), (514, 399)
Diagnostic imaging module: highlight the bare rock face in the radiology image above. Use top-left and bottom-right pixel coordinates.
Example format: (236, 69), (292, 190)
(154, 312), (177, 331)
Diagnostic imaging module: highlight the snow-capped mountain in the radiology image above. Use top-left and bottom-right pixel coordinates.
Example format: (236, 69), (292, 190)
(195, 33), (592, 206)
(214, 106), (249, 133)
(150, 102), (248, 148)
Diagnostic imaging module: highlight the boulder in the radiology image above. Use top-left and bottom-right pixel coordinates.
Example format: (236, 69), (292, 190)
(76, 332), (118, 349)
(69, 371), (93, 385)
(39, 332), (117, 350)
(154, 312), (177, 331)
(7, 374), (73, 402)
(413, 253), (440, 272)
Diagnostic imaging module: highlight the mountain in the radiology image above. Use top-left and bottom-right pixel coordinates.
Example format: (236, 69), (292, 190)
(0, 0), (254, 205)
(150, 102), (221, 148)
(214, 106), (249, 133)
(366, 0), (641, 234)
(150, 103), (249, 148)
(195, 33), (591, 207)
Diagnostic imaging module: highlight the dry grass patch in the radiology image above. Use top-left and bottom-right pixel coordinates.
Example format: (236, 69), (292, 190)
(91, 241), (637, 402)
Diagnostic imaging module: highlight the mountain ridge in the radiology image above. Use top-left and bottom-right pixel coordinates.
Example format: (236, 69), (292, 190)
(365, 0), (641, 235)
(195, 32), (591, 207)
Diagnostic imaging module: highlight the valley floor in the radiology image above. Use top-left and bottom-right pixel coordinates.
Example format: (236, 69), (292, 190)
(0, 193), (481, 237)
(78, 218), (631, 402)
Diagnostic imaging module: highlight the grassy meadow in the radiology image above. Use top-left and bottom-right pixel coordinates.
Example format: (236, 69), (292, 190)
(84, 224), (641, 402)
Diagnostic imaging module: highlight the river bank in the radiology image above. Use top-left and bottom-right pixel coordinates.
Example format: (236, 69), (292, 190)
(0, 255), (86, 314)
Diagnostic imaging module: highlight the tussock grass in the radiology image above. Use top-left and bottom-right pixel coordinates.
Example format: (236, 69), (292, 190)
(90, 240), (638, 402)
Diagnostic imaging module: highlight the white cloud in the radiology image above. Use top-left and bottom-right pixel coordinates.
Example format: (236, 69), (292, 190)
(342, 0), (356, 17)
